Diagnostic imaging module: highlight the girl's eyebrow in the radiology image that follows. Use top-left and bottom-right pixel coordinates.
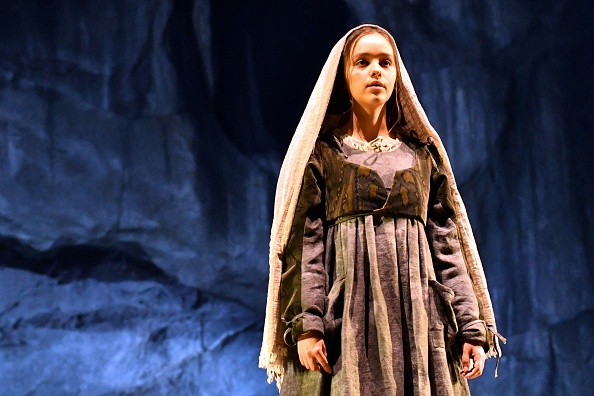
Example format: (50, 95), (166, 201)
(352, 51), (395, 59)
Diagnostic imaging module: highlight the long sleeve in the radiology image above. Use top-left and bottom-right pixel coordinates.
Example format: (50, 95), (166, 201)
(280, 144), (327, 346)
(426, 159), (486, 346)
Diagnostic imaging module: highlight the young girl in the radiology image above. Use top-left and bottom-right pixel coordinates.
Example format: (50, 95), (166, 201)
(261, 24), (504, 396)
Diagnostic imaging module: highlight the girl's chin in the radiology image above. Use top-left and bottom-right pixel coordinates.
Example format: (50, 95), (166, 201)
(354, 97), (389, 110)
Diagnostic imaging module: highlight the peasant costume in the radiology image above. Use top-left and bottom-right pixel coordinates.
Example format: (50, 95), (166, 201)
(260, 25), (505, 396)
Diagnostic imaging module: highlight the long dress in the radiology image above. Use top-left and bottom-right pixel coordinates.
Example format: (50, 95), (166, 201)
(279, 131), (487, 396)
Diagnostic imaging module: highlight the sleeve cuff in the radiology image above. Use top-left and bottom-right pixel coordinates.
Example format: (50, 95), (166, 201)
(458, 319), (487, 346)
(283, 313), (325, 346)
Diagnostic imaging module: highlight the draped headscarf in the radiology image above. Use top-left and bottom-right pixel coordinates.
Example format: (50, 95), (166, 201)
(260, 24), (505, 388)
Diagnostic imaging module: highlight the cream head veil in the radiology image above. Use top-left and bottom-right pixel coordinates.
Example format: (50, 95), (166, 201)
(260, 24), (505, 387)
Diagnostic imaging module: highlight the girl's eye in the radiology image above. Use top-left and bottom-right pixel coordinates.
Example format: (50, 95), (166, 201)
(381, 59), (392, 67)
(355, 59), (368, 66)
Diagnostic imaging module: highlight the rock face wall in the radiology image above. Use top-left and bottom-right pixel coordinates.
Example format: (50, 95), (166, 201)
(0, 1), (592, 395)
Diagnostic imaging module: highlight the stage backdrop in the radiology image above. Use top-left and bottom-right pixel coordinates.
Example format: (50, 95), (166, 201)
(0, 1), (592, 395)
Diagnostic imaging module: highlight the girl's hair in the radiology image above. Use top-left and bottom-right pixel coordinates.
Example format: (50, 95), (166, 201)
(324, 26), (405, 133)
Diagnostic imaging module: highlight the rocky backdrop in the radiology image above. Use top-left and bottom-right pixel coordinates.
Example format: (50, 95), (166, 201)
(0, 1), (592, 395)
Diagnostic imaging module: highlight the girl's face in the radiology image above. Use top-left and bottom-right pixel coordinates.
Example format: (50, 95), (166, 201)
(345, 33), (396, 112)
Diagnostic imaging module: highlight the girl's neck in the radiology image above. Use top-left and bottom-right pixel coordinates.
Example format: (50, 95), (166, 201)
(348, 102), (390, 142)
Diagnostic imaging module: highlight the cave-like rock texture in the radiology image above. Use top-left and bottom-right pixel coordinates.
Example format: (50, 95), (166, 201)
(0, 1), (592, 395)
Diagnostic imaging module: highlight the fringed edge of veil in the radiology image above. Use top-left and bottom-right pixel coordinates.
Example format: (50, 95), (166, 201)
(259, 24), (505, 388)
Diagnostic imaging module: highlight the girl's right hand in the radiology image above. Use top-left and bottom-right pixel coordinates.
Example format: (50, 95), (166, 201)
(297, 331), (332, 373)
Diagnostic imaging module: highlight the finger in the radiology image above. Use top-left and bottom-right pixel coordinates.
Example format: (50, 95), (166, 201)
(306, 350), (321, 372)
(319, 361), (332, 374)
(464, 352), (485, 379)
(461, 349), (471, 375)
(298, 347), (307, 368)
(464, 364), (481, 379)
(473, 349), (486, 375)
(309, 360), (321, 371)
(299, 348), (315, 371)
(469, 356), (485, 379)
(303, 358), (313, 371)
(464, 364), (478, 379)
(314, 340), (332, 373)
(304, 353), (315, 371)
(476, 355), (485, 375)
(315, 351), (332, 374)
